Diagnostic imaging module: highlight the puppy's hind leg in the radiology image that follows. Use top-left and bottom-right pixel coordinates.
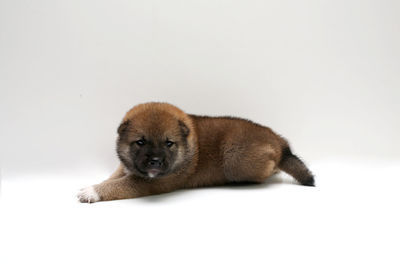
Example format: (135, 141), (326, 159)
(223, 143), (278, 184)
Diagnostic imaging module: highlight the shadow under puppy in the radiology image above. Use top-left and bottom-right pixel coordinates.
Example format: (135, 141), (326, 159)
(77, 102), (314, 203)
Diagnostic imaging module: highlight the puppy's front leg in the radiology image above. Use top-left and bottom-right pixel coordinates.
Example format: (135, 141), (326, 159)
(77, 176), (146, 203)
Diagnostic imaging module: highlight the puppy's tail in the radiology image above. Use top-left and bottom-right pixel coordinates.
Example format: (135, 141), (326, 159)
(278, 146), (315, 186)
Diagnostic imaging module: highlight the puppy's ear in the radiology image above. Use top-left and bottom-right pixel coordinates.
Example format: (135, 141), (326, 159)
(178, 120), (190, 137)
(118, 120), (130, 136)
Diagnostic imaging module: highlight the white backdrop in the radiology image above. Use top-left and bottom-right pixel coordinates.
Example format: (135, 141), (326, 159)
(1, 1), (399, 267)
(1, 0), (399, 176)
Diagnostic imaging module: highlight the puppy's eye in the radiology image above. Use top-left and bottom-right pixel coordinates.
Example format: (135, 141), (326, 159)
(135, 140), (146, 146)
(166, 141), (174, 148)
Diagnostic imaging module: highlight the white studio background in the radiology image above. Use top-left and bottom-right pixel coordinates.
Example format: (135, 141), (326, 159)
(0, 1), (399, 267)
(1, 0), (399, 176)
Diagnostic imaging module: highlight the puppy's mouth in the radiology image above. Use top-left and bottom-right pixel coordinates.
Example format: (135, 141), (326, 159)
(147, 168), (162, 178)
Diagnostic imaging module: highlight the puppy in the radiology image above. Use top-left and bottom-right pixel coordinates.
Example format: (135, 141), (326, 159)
(77, 102), (314, 203)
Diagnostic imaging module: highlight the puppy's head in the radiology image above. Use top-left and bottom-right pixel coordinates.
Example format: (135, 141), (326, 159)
(116, 103), (196, 179)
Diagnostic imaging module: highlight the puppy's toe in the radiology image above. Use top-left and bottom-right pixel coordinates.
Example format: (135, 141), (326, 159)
(77, 186), (100, 203)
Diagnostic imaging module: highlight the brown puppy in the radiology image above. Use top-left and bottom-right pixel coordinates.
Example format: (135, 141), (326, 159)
(77, 102), (314, 203)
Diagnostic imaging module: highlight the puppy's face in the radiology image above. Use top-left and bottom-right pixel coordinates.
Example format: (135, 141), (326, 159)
(116, 111), (191, 179)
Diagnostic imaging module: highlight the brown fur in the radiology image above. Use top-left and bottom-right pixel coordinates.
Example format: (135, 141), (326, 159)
(78, 102), (314, 203)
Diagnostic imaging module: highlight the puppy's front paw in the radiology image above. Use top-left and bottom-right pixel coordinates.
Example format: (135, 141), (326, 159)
(77, 186), (100, 203)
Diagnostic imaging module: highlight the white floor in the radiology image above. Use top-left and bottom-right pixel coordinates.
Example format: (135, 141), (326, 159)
(1, 159), (399, 267)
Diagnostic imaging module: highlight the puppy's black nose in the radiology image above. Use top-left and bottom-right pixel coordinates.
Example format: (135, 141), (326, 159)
(148, 157), (162, 167)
